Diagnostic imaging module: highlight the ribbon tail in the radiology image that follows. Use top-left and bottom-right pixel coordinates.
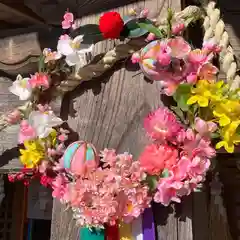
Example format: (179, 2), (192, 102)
(119, 222), (132, 240)
(105, 224), (119, 240)
(143, 207), (155, 240)
(132, 216), (143, 240)
(79, 227), (105, 240)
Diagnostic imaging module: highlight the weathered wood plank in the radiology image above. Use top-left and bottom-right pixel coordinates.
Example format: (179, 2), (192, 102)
(0, 77), (23, 172)
(0, 0), (45, 25)
(0, 26), (61, 76)
(50, 0), (182, 239)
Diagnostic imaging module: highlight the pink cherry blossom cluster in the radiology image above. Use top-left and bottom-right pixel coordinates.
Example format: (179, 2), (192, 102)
(61, 11), (74, 29)
(132, 37), (220, 96)
(139, 107), (216, 206)
(51, 150), (151, 227)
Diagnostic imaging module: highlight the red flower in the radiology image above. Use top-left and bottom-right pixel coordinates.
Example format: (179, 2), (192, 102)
(99, 12), (124, 39)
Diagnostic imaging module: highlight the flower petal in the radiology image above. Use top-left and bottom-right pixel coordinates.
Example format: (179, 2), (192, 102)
(187, 96), (198, 105)
(65, 53), (80, 66)
(57, 39), (74, 56)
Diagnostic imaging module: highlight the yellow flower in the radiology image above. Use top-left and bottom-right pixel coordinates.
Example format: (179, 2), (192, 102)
(20, 139), (46, 168)
(213, 99), (240, 126)
(187, 80), (224, 107)
(216, 120), (240, 153)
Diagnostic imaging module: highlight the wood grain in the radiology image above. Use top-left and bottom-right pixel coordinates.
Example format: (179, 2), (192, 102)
(0, 26), (62, 76)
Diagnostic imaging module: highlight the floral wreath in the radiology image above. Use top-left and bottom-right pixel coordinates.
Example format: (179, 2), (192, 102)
(2, 2), (238, 239)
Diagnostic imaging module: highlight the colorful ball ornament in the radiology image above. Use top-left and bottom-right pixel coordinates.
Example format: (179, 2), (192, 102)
(139, 40), (162, 80)
(62, 141), (99, 175)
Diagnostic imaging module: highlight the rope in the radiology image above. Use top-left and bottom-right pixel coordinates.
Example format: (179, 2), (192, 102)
(203, 1), (240, 90)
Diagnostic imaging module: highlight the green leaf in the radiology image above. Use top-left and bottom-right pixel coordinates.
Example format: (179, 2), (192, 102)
(137, 22), (163, 38)
(146, 175), (158, 192)
(121, 17), (150, 38)
(211, 132), (220, 139)
(173, 83), (192, 112)
(178, 95), (190, 111)
(70, 24), (104, 44)
(170, 106), (185, 123)
(38, 53), (45, 73)
(161, 169), (169, 178)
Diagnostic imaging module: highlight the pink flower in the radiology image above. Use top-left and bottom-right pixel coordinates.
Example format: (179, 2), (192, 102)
(51, 174), (70, 201)
(62, 12), (74, 29)
(139, 8), (149, 18)
(63, 12), (74, 22)
(146, 33), (156, 42)
(131, 52), (140, 64)
(154, 176), (183, 206)
(58, 134), (67, 142)
(139, 144), (178, 175)
(198, 62), (218, 82)
(40, 175), (53, 187)
(167, 37), (191, 59)
(203, 38), (221, 54)
(59, 34), (70, 40)
(172, 23), (185, 35)
(18, 120), (36, 144)
(38, 160), (49, 174)
(186, 72), (197, 84)
(157, 52), (171, 66)
(188, 49), (208, 64)
(5, 109), (21, 124)
(182, 129), (216, 159)
(29, 73), (50, 89)
(144, 107), (183, 141)
(194, 117), (217, 137)
(188, 156), (210, 179)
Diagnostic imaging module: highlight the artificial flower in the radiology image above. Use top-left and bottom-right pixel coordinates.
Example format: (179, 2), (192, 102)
(182, 129), (216, 159)
(172, 23), (185, 35)
(99, 11), (124, 39)
(57, 35), (93, 67)
(62, 12), (74, 29)
(9, 74), (32, 101)
(139, 144), (178, 175)
(194, 117), (217, 137)
(20, 140), (46, 168)
(202, 38), (221, 54)
(213, 100), (240, 127)
(18, 120), (36, 144)
(187, 80), (224, 107)
(154, 175), (183, 206)
(29, 73), (50, 89)
(5, 109), (21, 124)
(146, 33), (156, 42)
(188, 49), (208, 64)
(28, 110), (63, 138)
(216, 120), (240, 153)
(144, 107), (183, 141)
(167, 37), (191, 59)
(197, 62), (218, 82)
(131, 52), (140, 64)
(43, 48), (62, 63)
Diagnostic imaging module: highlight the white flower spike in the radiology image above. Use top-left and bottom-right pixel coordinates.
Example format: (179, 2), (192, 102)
(9, 74), (32, 101)
(28, 110), (63, 138)
(57, 35), (93, 67)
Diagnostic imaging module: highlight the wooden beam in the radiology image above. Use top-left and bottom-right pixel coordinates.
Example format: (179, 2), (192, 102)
(0, 0), (46, 25)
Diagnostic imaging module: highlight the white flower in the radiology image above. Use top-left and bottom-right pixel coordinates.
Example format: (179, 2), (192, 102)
(9, 74), (32, 100)
(28, 110), (63, 138)
(57, 35), (93, 67)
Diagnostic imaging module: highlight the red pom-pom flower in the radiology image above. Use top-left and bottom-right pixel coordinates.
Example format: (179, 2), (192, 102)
(99, 11), (124, 39)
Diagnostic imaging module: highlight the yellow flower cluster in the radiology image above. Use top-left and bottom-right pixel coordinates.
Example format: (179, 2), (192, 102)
(20, 130), (57, 168)
(187, 80), (240, 153)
